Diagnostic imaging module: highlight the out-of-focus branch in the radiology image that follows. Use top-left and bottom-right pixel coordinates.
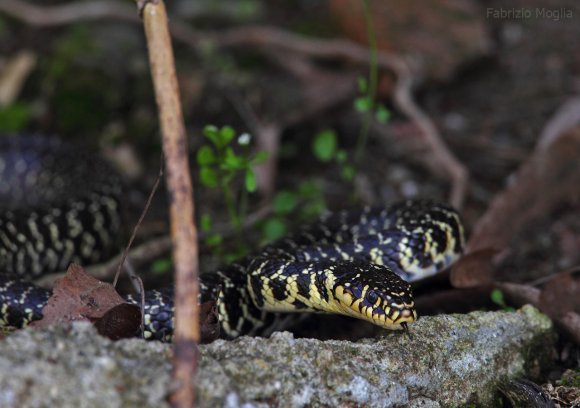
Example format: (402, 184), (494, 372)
(392, 63), (468, 208)
(139, 1), (199, 407)
(0, 50), (37, 106)
(0, 0), (139, 25)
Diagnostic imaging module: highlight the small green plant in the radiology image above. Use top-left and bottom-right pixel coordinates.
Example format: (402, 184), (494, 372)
(490, 289), (515, 312)
(312, 129), (355, 181)
(354, 77), (391, 125)
(151, 257), (173, 275)
(197, 125), (268, 258)
(354, 0), (391, 163)
(308, 0), (391, 189)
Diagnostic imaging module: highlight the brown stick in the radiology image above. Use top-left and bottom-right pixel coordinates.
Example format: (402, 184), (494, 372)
(140, 1), (199, 407)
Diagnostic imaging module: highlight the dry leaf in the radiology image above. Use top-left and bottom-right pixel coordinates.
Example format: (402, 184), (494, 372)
(539, 273), (580, 319)
(93, 303), (141, 340)
(199, 300), (220, 344)
(32, 264), (141, 340)
(450, 248), (497, 288)
(467, 126), (580, 255)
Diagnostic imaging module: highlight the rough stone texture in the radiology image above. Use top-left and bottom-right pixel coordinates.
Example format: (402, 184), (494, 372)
(0, 306), (555, 408)
(0, 324), (172, 408)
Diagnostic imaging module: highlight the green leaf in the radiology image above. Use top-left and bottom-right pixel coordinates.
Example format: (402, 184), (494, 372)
(262, 218), (287, 241)
(200, 214), (212, 232)
(252, 150), (269, 165)
(205, 233), (222, 247)
(490, 289), (505, 306)
(217, 126), (236, 147)
(244, 168), (257, 192)
(312, 129), (337, 162)
(298, 180), (322, 197)
(357, 76), (368, 93)
(200, 167), (218, 187)
(354, 96), (372, 113)
(303, 200), (326, 218)
(222, 147), (246, 170)
(490, 289), (515, 312)
(202, 125), (220, 146)
(196, 145), (216, 165)
(335, 149), (348, 164)
(0, 103), (31, 132)
(151, 258), (172, 275)
(341, 165), (356, 181)
(375, 104), (391, 124)
(273, 191), (298, 215)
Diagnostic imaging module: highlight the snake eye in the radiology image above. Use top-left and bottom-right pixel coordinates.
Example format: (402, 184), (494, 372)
(365, 290), (378, 305)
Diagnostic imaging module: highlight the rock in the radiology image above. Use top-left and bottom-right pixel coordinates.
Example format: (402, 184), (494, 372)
(0, 306), (555, 407)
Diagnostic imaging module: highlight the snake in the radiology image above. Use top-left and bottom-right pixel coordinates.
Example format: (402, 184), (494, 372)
(0, 135), (465, 341)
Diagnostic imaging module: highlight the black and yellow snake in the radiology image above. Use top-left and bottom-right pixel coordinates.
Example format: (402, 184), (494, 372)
(0, 135), (465, 341)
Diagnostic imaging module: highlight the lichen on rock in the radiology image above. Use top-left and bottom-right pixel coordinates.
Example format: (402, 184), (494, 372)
(0, 306), (555, 407)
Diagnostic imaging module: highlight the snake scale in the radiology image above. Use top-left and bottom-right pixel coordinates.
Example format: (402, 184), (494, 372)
(0, 135), (465, 341)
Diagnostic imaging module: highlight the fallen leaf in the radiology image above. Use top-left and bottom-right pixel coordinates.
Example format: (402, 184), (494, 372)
(450, 248), (497, 288)
(93, 303), (141, 340)
(467, 126), (580, 255)
(199, 300), (220, 344)
(559, 312), (580, 345)
(31, 264), (141, 340)
(539, 273), (580, 319)
(454, 126), (580, 286)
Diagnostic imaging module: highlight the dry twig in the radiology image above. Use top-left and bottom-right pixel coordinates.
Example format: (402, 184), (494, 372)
(140, 1), (199, 407)
(113, 162), (163, 287)
(391, 64), (468, 208)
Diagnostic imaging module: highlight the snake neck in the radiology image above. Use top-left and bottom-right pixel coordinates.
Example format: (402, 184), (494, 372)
(246, 258), (417, 330)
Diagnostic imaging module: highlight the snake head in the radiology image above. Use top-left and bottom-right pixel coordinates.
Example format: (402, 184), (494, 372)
(329, 262), (417, 330)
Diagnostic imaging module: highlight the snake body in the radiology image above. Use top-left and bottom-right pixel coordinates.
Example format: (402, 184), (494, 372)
(0, 136), (465, 341)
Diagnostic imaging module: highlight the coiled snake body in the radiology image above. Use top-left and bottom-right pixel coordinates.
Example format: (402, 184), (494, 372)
(0, 136), (465, 341)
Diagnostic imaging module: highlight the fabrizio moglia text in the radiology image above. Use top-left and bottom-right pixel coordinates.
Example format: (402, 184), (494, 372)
(486, 7), (573, 21)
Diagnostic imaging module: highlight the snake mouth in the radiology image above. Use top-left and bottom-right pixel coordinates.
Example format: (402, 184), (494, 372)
(332, 286), (417, 330)
(367, 304), (417, 330)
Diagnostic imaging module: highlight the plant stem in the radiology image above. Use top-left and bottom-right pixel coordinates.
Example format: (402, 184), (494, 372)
(355, 0), (379, 164)
(221, 180), (242, 239)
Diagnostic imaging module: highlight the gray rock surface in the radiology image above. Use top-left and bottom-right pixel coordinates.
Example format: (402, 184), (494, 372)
(0, 306), (555, 408)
